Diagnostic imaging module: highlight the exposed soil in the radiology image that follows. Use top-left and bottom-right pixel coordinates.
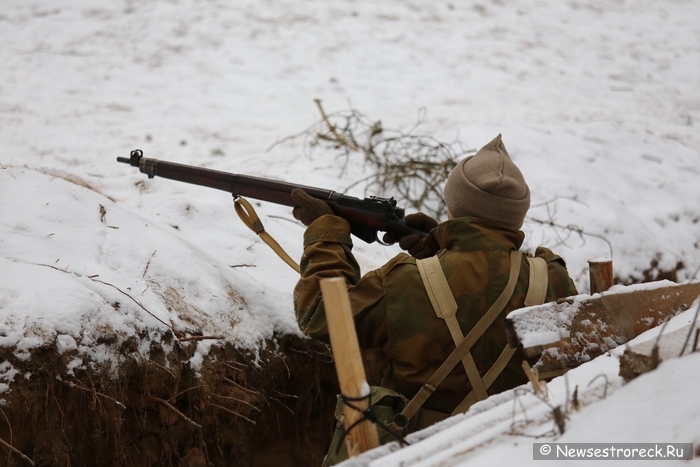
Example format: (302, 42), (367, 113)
(0, 333), (381, 467)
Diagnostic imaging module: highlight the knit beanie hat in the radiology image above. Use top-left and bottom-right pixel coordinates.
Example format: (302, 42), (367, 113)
(444, 134), (530, 230)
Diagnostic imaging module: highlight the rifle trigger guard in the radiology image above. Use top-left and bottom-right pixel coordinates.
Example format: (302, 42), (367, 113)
(376, 235), (393, 247)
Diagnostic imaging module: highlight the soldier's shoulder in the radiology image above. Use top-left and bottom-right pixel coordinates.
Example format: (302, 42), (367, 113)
(535, 246), (564, 262)
(376, 252), (416, 276)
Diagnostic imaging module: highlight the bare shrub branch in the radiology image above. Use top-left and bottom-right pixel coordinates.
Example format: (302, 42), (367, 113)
(269, 101), (472, 220)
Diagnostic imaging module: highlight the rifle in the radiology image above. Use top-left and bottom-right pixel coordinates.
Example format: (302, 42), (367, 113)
(117, 149), (427, 244)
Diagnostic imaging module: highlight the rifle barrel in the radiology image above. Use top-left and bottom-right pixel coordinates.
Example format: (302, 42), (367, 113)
(117, 150), (427, 243)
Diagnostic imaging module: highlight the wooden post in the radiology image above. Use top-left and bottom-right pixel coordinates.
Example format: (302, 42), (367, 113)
(319, 277), (380, 457)
(588, 257), (614, 294)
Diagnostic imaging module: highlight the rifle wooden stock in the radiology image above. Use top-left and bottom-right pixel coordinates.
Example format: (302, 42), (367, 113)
(117, 149), (427, 244)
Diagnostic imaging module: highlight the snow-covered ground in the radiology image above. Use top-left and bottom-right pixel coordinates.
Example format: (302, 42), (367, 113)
(1, 0), (699, 464)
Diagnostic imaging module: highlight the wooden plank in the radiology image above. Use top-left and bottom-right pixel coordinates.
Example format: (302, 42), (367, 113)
(320, 277), (379, 457)
(505, 281), (700, 373)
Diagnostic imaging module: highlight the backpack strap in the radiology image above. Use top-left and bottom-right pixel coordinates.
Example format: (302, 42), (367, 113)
(417, 255), (489, 400)
(398, 250), (523, 425)
(524, 256), (548, 306)
(451, 255), (550, 415)
(450, 342), (516, 414)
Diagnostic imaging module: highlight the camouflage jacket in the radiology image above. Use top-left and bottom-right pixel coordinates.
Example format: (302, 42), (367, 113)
(294, 215), (578, 413)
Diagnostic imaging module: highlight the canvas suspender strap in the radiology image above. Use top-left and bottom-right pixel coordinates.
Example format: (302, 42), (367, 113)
(450, 343), (515, 415)
(452, 255), (550, 415)
(398, 251), (523, 425)
(524, 257), (548, 307)
(416, 256), (489, 400)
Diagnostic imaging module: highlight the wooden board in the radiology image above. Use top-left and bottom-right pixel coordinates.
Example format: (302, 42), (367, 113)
(505, 281), (700, 374)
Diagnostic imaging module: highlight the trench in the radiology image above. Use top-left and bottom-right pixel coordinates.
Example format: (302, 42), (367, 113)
(0, 334), (348, 467)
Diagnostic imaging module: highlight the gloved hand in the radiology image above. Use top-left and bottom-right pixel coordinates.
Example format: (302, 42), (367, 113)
(291, 188), (333, 226)
(383, 212), (441, 259)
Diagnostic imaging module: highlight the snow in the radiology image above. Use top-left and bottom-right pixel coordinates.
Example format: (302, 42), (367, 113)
(1, 0), (699, 464)
(507, 279), (695, 349)
(1, 167), (297, 379)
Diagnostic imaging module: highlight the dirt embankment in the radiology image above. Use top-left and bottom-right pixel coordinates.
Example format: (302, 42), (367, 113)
(0, 333), (364, 467)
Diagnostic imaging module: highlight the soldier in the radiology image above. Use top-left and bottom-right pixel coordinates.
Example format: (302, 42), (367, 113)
(291, 134), (578, 465)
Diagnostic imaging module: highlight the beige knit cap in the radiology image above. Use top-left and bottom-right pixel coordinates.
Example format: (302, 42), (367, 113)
(444, 134), (530, 230)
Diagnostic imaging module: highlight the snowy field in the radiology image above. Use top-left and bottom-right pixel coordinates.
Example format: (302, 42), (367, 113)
(1, 0), (699, 465)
